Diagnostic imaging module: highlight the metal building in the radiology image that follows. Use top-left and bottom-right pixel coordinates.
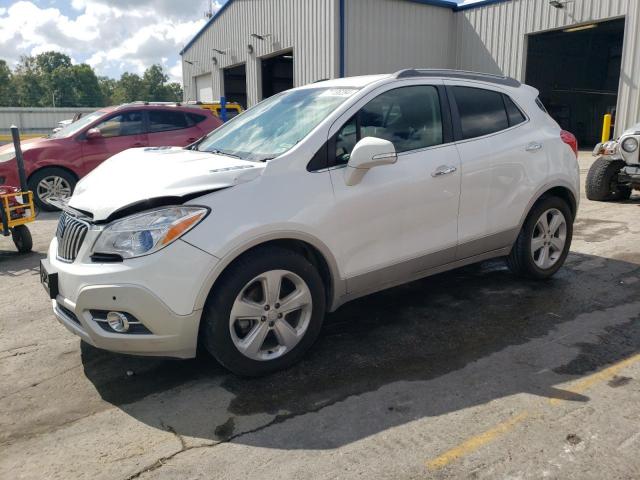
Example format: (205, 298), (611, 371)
(181, 0), (640, 144)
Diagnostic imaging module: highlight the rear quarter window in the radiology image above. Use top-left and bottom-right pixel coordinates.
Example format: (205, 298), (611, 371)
(453, 86), (509, 140)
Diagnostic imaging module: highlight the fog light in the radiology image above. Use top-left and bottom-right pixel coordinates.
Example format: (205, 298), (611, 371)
(107, 311), (129, 333)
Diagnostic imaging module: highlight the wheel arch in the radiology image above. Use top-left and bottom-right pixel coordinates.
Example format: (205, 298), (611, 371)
(27, 164), (79, 184)
(194, 233), (345, 316)
(520, 182), (578, 228)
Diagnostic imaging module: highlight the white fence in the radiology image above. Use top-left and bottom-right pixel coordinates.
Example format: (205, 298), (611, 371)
(0, 107), (99, 134)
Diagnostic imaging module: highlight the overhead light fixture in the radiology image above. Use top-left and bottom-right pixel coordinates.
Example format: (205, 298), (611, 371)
(184, 60), (199, 66)
(247, 44), (254, 54)
(212, 57), (218, 66)
(212, 48), (227, 55)
(563, 23), (597, 32)
(549, 0), (564, 7)
(250, 33), (272, 41)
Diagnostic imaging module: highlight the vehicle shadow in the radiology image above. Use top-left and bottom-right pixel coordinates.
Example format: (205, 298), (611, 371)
(81, 251), (640, 450)
(0, 250), (46, 276)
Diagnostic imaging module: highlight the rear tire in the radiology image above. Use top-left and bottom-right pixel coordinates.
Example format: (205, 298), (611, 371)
(28, 168), (77, 211)
(507, 196), (573, 280)
(585, 157), (631, 201)
(11, 225), (32, 253)
(201, 246), (326, 376)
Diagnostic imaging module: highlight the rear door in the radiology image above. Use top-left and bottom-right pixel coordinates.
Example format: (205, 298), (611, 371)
(446, 82), (548, 258)
(80, 110), (148, 172)
(327, 82), (461, 293)
(146, 109), (201, 147)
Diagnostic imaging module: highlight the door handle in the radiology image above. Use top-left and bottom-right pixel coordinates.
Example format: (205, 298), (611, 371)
(431, 165), (457, 177)
(525, 142), (543, 152)
(132, 142), (145, 147)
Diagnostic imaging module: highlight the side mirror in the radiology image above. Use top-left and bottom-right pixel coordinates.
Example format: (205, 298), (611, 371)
(86, 128), (102, 140)
(344, 137), (397, 186)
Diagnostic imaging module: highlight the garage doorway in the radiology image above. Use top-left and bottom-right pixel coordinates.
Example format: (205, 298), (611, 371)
(223, 64), (247, 108)
(525, 18), (625, 147)
(261, 50), (294, 99)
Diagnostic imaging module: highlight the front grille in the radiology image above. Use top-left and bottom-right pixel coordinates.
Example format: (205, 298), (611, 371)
(56, 212), (89, 262)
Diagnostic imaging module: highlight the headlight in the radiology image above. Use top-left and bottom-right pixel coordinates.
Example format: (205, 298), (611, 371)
(621, 137), (639, 153)
(92, 206), (208, 259)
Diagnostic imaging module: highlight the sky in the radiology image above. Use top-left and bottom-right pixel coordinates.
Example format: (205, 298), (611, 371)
(0, 0), (483, 83)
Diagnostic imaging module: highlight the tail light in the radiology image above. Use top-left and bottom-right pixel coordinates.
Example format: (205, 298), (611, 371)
(561, 130), (578, 157)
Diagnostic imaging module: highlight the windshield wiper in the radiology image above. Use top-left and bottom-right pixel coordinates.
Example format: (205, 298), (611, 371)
(206, 149), (242, 159)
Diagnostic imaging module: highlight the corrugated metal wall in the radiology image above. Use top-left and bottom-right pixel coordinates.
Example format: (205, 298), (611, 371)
(182, 0), (338, 107)
(455, 0), (640, 135)
(344, 0), (456, 76)
(0, 107), (98, 134)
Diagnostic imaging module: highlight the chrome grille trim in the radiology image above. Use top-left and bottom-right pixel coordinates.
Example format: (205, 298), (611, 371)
(56, 212), (89, 262)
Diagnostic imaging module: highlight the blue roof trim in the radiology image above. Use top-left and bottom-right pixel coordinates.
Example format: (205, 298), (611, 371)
(180, 0), (512, 55)
(455, 0), (512, 11)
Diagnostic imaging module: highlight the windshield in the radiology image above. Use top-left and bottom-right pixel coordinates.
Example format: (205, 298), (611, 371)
(197, 87), (359, 161)
(49, 110), (107, 138)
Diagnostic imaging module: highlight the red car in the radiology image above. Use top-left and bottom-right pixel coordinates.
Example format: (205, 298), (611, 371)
(0, 103), (222, 210)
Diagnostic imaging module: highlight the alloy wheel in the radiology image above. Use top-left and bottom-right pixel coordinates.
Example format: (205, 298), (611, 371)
(530, 208), (567, 269)
(229, 269), (313, 361)
(37, 176), (72, 202)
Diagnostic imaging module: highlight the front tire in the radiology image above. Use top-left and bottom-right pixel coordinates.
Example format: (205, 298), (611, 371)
(507, 196), (573, 280)
(28, 167), (77, 211)
(585, 157), (631, 201)
(201, 246), (326, 376)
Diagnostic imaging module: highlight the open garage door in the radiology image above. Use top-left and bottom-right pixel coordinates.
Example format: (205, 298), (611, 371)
(261, 51), (294, 100)
(526, 18), (625, 148)
(223, 64), (247, 109)
(195, 73), (213, 102)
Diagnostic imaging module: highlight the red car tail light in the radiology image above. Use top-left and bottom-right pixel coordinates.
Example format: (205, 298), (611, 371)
(560, 130), (578, 157)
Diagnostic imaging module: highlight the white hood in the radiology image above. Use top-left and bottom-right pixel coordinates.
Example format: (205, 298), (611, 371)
(69, 147), (265, 221)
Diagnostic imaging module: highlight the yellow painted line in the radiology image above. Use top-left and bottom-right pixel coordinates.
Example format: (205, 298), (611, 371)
(426, 352), (640, 471)
(426, 411), (530, 471)
(549, 352), (640, 406)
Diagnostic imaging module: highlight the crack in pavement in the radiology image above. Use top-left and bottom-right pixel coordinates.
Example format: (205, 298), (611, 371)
(123, 391), (365, 479)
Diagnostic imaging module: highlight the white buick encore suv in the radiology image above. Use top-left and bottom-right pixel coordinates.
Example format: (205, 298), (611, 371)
(41, 69), (580, 376)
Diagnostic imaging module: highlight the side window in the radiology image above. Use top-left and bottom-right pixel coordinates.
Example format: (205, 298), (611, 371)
(333, 85), (443, 165)
(503, 94), (526, 126)
(94, 111), (144, 138)
(453, 86), (509, 139)
(535, 97), (548, 113)
(148, 110), (189, 133)
(186, 112), (207, 125)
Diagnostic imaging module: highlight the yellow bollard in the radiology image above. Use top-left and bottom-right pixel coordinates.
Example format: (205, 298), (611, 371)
(601, 114), (612, 143)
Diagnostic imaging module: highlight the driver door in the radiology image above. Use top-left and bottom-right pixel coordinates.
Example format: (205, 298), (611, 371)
(81, 110), (148, 173)
(328, 83), (461, 295)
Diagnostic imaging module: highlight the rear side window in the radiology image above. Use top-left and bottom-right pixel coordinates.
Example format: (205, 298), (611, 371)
(453, 86), (508, 139)
(503, 95), (526, 126)
(186, 112), (207, 125)
(535, 97), (548, 113)
(148, 110), (189, 132)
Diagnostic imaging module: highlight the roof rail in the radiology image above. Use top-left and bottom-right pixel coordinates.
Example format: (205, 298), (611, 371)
(118, 101), (184, 108)
(395, 69), (521, 88)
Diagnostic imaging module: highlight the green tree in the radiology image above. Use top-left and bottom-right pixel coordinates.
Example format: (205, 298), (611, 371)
(13, 56), (46, 107)
(98, 76), (117, 105)
(71, 64), (103, 106)
(142, 64), (168, 100)
(0, 60), (13, 106)
(112, 72), (144, 103)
